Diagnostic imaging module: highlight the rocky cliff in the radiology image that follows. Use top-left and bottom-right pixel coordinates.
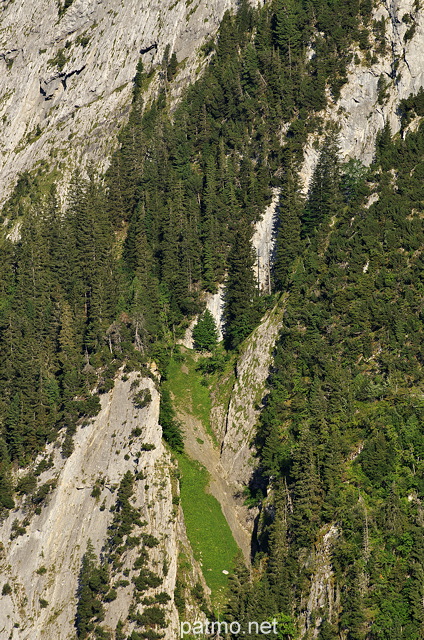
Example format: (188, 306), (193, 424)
(0, 372), (205, 639)
(0, 0), (252, 206)
(1, 0), (424, 637)
(301, 0), (424, 187)
(218, 301), (286, 489)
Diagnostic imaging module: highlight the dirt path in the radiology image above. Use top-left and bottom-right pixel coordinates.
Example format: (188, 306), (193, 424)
(176, 407), (252, 564)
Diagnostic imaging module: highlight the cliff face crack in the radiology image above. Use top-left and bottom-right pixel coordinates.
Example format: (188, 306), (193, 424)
(0, 48), (21, 61)
(402, 48), (412, 77)
(61, 65), (86, 90)
(220, 376), (237, 456)
(140, 43), (158, 54)
(382, 0), (405, 79)
(40, 65), (86, 98)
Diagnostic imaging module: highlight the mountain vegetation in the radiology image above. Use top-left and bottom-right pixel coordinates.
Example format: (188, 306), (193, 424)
(230, 120), (424, 640)
(0, 0), (423, 638)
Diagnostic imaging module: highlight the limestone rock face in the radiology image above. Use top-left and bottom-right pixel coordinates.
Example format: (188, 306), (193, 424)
(252, 188), (279, 294)
(0, 0), (246, 205)
(300, 525), (340, 639)
(0, 372), (186, 639)
(301, 0), (424, 188)
(219, 301), (286, 488)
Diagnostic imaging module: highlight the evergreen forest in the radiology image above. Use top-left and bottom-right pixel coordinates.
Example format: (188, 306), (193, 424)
(0, 0), (423, 638)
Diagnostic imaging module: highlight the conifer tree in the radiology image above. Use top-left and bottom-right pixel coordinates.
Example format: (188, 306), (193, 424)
(266, 481), (292, 613)
(0, 437), (14, 509)
(223, 226), (259, 349)
(75, 541), (107, 638)
(159, 387), (184, 452)
(192, 310), (218, 351)
(273, 163), (302, 289)
(201, 155), (221, 290)
(273, 0), (303, 66)
(302, 131), (342, 238)
(226, 553), (251, 622)
(124, 202), (164, 343)
(290, 426), (323, 546)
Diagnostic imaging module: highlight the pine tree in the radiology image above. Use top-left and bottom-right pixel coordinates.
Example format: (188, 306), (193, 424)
(0, 437), (14, 509)
(273, 0), (303, 66)
(201, 155), (221, 291)
(266, 481), (292, 613)
(273, 163), (302, 289)
(192, 310), (219, 351)
(302, 131), (342, 238)
(290, 426), (323, 546)
(223, 226), (259, 349)
(68, 171), (116, 350)
(124, 202), (164, 344)
(226, 553), (251, 623)
(75, 541), (107, 638)
(159, 387), (184, 453)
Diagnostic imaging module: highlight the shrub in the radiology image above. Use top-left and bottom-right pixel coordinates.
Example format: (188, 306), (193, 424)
(133, 568), (162, 592)
(91, 485), (101, 499)
(133, 389), (152, 409)
(137, 606), (166, 628)
(159, 388), (184, 453)
(104, 589), (117, 602)
(15, 473), (37, 495)
(32, 481), (57, 505)
(139, 443), (155, 452)
(142, 533), (159, 548)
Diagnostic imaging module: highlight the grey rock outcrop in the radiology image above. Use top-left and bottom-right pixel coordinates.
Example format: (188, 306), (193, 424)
(301, 0), (424, 189)
(219, 300), (286, 488)
(300, 525), (340, 639)
(252, 188), (279, 294)
(0, 0), (255, 205)
(0, 372), (196, 639)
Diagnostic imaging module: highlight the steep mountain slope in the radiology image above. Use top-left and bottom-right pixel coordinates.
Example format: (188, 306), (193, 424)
(0, 0), (245, 205)
(0, 0), (424, 638)
(299, 0), (424, 183)
(0, 372), (203, 639)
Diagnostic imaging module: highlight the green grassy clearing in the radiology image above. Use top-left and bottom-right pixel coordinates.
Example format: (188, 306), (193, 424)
(177, 454), (239, 609)
(167, 352), (217, 444)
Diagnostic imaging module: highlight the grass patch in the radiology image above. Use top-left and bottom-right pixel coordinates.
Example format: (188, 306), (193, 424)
(177, 454), (239, 609)
(166, 353), (217, 444)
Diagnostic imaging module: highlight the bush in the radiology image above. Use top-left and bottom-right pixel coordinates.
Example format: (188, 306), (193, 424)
(142, 533), (159, 547)
(196, 351), (227, 375)
(15, 473), (37, 495)
(133, 568), (162, 592)
(2, 583), (12, 595)
(91, 485), (101, 499)
(137, 605), (166, 628)
(104, 589), (117, 602)
(32, 481), (57, 505)
(34, 456), (54, 477)
(133, 389), (152, 409)
(0, 493), (15, 510)
(139, 443), (155, 451)
(10, 519), (26, 539)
